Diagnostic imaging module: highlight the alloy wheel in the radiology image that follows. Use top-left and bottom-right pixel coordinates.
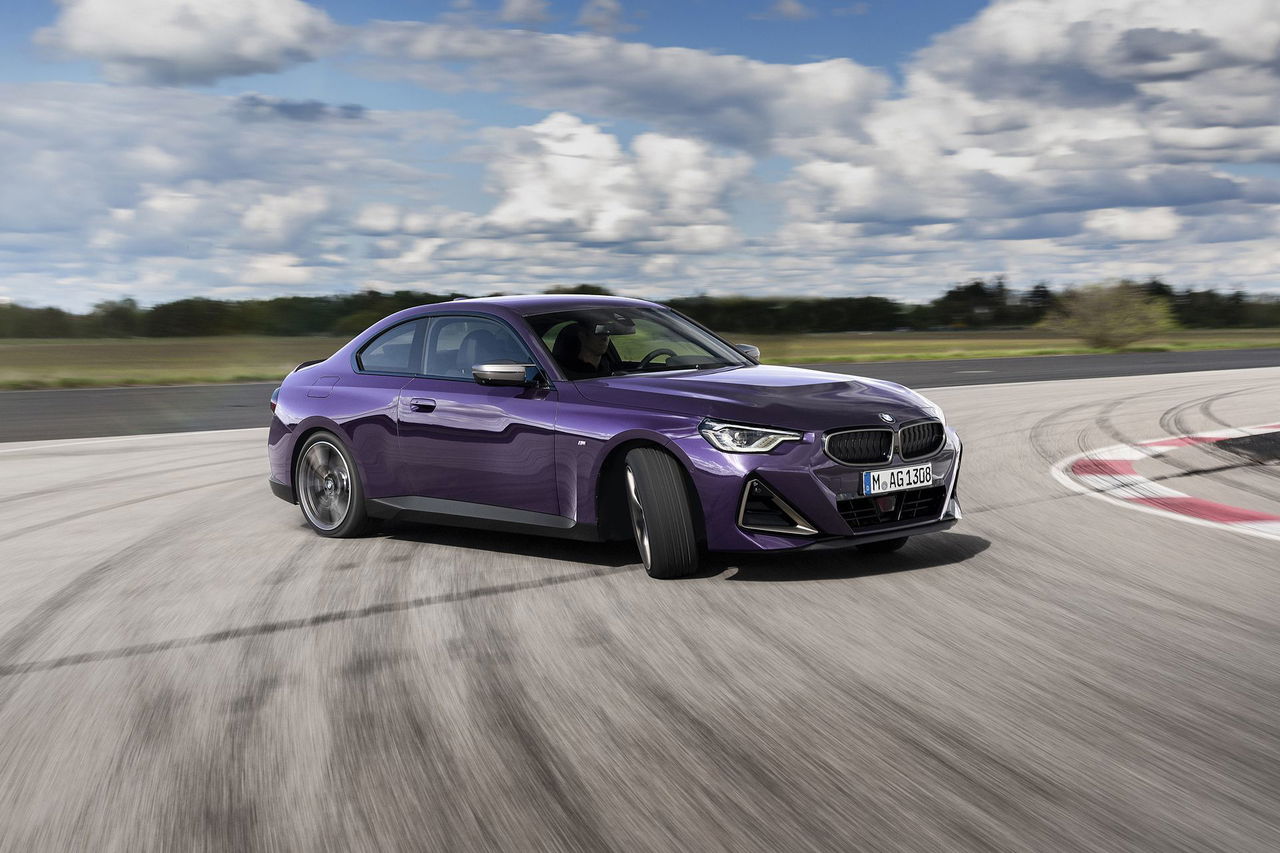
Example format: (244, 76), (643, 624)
(298, 440), (352, 532)
(624, 466), (652, 568)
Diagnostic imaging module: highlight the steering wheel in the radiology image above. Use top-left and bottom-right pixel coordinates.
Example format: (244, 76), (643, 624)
(637, 348), (678, 370)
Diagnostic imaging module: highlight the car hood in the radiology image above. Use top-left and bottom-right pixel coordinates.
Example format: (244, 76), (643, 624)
(572, 364), (937, 431)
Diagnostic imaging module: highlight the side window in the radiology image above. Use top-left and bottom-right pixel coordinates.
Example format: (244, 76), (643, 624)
(422, 316), (533, 379)
(357, 319), (423, 374)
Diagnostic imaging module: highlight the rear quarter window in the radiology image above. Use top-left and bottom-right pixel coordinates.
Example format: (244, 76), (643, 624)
(357, 320), (422, 373)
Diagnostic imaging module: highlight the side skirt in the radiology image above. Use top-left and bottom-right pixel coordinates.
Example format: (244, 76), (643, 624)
(366, 495), (603, 542)
(269, 477), (296, 504)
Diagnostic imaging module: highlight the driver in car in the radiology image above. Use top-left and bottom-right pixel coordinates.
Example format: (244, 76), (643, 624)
(556, 320), (619, 379)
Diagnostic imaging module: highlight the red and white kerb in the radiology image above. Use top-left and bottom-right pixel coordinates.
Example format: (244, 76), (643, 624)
(1053, 423), (1280, 542)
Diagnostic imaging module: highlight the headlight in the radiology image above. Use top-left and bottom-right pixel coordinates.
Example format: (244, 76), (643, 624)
(699, 419), (803, 453)
(917, 394), (946, 426)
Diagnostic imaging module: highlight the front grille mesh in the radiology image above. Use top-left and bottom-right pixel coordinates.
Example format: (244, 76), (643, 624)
(825, 429), (892, 465)
(899, 421), (945, 460)
(837, 485), (947, 529)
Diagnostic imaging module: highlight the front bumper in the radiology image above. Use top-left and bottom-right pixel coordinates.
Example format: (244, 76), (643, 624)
(674, 425), (963, 552)
(797, 515), (959, 551)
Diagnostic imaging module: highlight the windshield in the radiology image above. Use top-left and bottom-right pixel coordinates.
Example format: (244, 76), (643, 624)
(525, 305), (752, 380)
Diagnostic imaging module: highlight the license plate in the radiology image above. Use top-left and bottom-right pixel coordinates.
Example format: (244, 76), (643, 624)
(863, 463), (934, 495)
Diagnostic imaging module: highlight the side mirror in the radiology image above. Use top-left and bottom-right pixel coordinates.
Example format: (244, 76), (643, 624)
(734, 343), (761, 361)
(473, 362), (541, 387)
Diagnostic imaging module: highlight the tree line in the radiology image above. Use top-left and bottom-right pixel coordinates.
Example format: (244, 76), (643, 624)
(1, 279), (1277, 338)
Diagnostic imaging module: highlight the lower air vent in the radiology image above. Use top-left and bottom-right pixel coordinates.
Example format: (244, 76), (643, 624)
(836, 485), (947, 530)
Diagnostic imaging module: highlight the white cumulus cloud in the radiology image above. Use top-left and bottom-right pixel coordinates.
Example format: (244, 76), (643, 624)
(37, 0), (337, 85)
(359, 23), (890, 153)
(11, 0), (1280, 307)
(1085, 207), (1181, 242)
(482, 113), (751, 246)
(242, 253), (314, 285)
(241, 187), (331, 250)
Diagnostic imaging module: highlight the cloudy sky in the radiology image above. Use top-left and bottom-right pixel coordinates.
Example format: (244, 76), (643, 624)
(3, 0), (1279, 309)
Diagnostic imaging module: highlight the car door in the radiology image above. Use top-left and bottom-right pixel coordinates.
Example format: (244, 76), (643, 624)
(343, 316), (428, 499)
(396, 313), (561, 517)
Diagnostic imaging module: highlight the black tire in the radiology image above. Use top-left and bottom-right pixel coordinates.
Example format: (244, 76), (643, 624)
(623, 448), (699, 579)
(295, 431), (372, 538)
(855, 536), (908, 554)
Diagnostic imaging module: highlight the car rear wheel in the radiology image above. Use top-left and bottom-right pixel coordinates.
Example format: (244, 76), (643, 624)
(855, 536), (908, 554)
(624, 448), (699, 579)
(296, 431), (371, 538)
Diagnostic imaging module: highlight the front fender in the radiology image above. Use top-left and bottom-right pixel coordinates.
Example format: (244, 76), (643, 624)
(552, 392), (700, 527)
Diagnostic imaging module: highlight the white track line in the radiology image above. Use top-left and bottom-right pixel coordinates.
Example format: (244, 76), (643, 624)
(0, 427), (265, 455)
(917, 365), (1280, 394)
(1051, 423), (1280, 543)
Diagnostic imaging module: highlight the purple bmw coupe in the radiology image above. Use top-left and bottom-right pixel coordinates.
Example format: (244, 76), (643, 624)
(267, 295), (961, 578)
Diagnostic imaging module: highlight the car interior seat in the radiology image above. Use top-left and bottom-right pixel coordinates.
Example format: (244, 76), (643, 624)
(456, 327), (528, 375)
(550, 323), (581, 371)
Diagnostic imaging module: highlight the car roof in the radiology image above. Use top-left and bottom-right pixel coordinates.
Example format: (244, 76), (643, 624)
(429, 293), (662, 315)
(350, 293), (669, 345)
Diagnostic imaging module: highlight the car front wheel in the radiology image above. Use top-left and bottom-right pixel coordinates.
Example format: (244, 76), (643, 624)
(296, 431), (371, 538)
(623, 448), (699, 579)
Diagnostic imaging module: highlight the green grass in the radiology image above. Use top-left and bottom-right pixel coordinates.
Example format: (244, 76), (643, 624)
(742, 329), (1280, 365)
(0, 329), (1277, 389)
(0, 336), (347, 390)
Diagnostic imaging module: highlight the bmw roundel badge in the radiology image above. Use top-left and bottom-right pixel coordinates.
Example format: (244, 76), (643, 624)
(878, 413), (895, 423)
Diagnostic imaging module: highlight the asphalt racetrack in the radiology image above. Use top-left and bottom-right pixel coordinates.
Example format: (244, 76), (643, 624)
(2, 365), (1279, 850)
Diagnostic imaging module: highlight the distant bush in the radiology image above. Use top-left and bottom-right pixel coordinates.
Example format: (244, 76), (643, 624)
(332, 309), (387, 336)
(547, 284), (615, 296)
(4, 279), (1276, 339)
(1044, 283), (1176, 348)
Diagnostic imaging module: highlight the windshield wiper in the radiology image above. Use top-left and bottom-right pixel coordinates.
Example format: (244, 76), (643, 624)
(641, 360), (734, 372)
(610, 359), (740, 376)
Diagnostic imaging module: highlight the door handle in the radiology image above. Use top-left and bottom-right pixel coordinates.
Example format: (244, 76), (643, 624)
(406, 397), (436, 413)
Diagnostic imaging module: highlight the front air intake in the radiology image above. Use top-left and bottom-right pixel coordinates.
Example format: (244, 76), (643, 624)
(899, 420), (945, 461)
(738, 480), (818, 536)
(824, 428), (893, 465)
